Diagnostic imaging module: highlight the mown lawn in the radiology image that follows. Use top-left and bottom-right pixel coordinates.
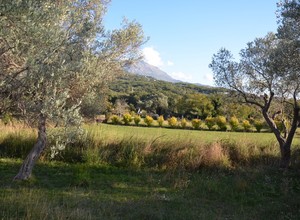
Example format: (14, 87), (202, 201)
(1, 123), (300, 219)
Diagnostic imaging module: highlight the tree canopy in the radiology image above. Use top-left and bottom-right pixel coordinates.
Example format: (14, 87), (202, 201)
(210, 0), (300, 168)
(0, 0), (145, 180)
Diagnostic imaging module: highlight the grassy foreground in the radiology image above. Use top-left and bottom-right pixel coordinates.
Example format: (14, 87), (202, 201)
(1, 159), (300, 219)
(1, 123), (300, 219)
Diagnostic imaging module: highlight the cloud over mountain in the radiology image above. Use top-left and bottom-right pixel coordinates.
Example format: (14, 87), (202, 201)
(142, 47), (163, 67)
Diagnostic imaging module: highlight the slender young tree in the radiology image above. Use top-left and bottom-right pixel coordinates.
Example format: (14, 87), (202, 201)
(0, 0), (145, 180)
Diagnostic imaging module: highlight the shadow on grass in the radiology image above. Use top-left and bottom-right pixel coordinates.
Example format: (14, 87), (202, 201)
(1, 156), (300, 220)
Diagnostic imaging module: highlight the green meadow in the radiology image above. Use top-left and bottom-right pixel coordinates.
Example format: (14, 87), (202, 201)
(1, 123), (300, 219)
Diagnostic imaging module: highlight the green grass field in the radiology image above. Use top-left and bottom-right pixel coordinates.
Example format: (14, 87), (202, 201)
(87, 123), (279, 145)
(1, 123), (300, 219)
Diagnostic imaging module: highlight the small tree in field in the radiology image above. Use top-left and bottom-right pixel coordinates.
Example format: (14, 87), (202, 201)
(229, 116), (239, 131)
(134, 115), (141, 126)
(216, 116), (227, 131)
(205, 116), (215, 130)
(191, 119), (201, 130)
(168, 116), (178, 128)
(0, 0), (145, 180)
(210, 0), (300, 168)
(111, 115), (120, 125)
(123, 113), (133, 125)
(144, 116), (154, 127)
(157, 115), (165, 127)
(242, 120), (252, 132)
(254, 120), (264, 132)
(181, 118), (187, 129)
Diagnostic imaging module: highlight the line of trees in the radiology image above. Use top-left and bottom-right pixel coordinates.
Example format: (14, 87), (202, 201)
(107, 113), (267, 132)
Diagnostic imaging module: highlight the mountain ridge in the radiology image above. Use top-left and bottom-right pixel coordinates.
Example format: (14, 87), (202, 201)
(124, 60), (180, 83)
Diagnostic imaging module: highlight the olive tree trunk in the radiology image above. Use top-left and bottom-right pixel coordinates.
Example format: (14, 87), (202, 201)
(262, 105), (299, 169)
(13, 115), (47, 180)
(279, 143), (291, 169)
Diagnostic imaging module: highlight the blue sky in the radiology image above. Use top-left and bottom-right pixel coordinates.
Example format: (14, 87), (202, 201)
(104, 0), (278, 86)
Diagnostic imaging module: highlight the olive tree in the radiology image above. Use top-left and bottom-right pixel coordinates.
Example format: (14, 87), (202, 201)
(0, 0), (145, 180)
(210, 25), (300, 168)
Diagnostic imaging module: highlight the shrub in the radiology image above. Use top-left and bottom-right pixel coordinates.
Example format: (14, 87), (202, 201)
(181, 118), (187, 129)
(133, 115), (141, 126)
(242, 120), (252, 132)
(110, 115), (120, 125)
(229, 116), (239, 131)
(122, 113), (132, 125)
(205, 116), (215, 130)
(144, 115), (154, 127)
(157, 115), (165, 127)
(191, 119), (201, 129)
(254, 120), (264, 132)
(168, 117), (178, 128)
(216, 116), (227, 131)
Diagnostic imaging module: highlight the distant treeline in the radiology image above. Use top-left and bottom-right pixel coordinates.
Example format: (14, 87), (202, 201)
(106, 74), (261, 121)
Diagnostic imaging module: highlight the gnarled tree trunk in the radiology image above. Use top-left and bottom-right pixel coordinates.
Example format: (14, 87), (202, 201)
(14, 115), (47, 180)
(280, 143), (291, 169)
(262, 103), (299, 169)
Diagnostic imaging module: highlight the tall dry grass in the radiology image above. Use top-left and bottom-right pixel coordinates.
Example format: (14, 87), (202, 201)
(1, 122), (299, 170)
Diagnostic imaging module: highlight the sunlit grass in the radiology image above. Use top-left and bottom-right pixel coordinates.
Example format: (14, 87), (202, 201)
(86, 123), (278, 145)
(2, 122), (300, 169)
(1, 123), (300, 219)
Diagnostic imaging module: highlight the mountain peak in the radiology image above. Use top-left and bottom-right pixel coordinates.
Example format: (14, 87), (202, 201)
(124, 61), (179, 83)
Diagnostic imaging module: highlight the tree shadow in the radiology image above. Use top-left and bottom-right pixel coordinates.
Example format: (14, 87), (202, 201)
(1, 157), (300, 219)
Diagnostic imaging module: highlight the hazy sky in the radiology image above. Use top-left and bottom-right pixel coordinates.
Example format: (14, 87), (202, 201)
(104, 0), (278, 86)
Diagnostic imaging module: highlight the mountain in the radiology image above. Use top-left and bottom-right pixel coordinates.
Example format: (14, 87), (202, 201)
(124, 60), (180, 83)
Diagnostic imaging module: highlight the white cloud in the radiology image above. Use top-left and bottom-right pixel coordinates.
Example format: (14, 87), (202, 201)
(169, 72), (193, 82)
(167, 60), (174, 66)
(142, 47), (163, 67)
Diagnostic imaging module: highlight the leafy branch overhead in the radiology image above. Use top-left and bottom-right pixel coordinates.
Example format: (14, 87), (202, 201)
(0, 0), (145, 180)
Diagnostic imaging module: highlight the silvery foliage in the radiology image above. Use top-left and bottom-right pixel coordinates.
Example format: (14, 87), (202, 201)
(0, 0), (145, 158)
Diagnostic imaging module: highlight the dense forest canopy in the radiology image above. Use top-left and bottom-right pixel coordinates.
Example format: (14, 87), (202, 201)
(107, 74), (258, 120)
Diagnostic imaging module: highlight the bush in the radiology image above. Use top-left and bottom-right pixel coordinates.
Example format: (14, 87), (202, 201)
(229, 116), (239, 131)
(216, 116), (227, 131)
(242, 120), (252, 132)
(254, 120), (264, 132)
(157, 115), (165, 127)
(144, 115), (154, 127)
(133, 115), (141, 126)
(122, 113), (132, 125)
(191, 119), (201, 129)
(205, 116), (215, 130)
(168, 117), (178, 128)
(181, 118), (187, 129)
(110, 115), (120, 125)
